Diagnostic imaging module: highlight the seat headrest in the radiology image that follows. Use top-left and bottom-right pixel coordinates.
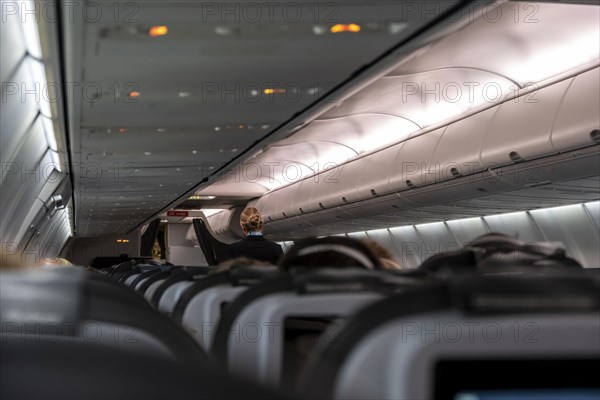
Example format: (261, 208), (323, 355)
(279, 237), (384, 271)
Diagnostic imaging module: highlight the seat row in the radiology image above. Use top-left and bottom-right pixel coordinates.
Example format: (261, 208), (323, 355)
(102, 235), (600, 399)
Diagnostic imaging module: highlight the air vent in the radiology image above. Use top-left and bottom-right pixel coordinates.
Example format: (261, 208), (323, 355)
(299, 208), (304, 213)
(318, 202), (325, 209)
(342, 197), (348, 203)
(450, 167), (461, 177)
(591, 129), (600, 143)
(268, 216), (273, 221)
(405, 180), (415, 188)
(509, 151), (523, 162)
(282, 212), (287, 217)
(370, 189), (377, 196)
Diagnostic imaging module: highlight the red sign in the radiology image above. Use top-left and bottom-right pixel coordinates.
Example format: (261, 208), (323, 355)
(167, 210), (189, 217)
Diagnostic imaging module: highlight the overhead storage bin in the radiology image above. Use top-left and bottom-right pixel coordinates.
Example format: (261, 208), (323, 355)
(356, 144), (404, 201)
(388, 128), (446, 191)
(552, 67), (600, 151)
(432, 106), (498, 177)
(481, 78), (573, 167)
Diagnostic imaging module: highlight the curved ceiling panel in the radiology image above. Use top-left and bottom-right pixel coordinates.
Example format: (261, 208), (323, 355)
(324, 68), (515, 128)
(277, 114), (420, 154)
(390, 2), (600, 86)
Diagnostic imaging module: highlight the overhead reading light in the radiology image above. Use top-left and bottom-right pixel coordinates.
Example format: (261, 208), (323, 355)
(149, 26), (168, 37)
(189, 195), (216, 200)
(128, 91), (140, 98)
(116, 239), (130, 243)
(330, 23), (361, 33)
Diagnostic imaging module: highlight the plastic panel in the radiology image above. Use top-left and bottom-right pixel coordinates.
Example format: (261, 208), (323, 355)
(182, 285), (247, 350)
(432, 106), (498, 175)
(481, 79), (572, 166)
(2, 138), (56, 244)
(365, 228), (403, 264)
(583, 201), (600, 233)
(158, 281), (194, 314)
(445, 217), (490, 245)
(316, 157), (363, 209)
(144, 279), (166, 302)
(483, 211), (542, 244)
(387, 225), (424, 268)
(228, 292), (383, 387)
(551, 68), (600, 151)
(388, 128), (446, 191)
(530, 203), (600, 268)
(356, 144), (403, 201)
(0, 59), (40, 167)
(334, 312), (600, 400)
(272, 182), (301, 219)
(0, 3), (27, 84)
(414, 222), (460, 256)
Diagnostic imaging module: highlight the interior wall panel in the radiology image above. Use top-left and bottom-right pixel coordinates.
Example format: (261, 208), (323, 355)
(356, 202), (600, 269)
(0, 4), (71, 261)
(444, 217), (490, 245)
(529, 203), (600, 268)
(482, 211), (542, 244)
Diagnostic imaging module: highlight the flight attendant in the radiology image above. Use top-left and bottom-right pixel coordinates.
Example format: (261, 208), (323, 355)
(227, 207), (283, 264)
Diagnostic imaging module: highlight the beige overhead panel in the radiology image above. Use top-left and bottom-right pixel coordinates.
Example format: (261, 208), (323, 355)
(303, 156), (364, 213)
(205, 208), (243, 243)
(255, 186), (295, 222)
(481, 78), (573, 167)
(325, 69), (514, 128)
(552, 67), (600, 151)
(431, 106), (499, 177)
(354, 145), (404, 201)
(387, 127), (447, 191)
(278, 114), (419, 155)
(391, 1), (600, 86)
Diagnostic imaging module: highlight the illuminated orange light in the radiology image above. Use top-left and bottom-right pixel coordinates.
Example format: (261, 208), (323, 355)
(263, 88), (286, 95)
(116, 239), (129, 243)
(118, 128), (126, 133)
(149, 26), (168, 37)
(330, 23), (361, 33)
(128, 91), (140, 98)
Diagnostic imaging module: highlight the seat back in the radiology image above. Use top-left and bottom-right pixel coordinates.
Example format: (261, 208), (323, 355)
(213, 268), (423, 388)
(299, 270), (600, 400)
(176, 266), (282, 349)
(1, 268), (208, 367)
(151, 267), (211, 311)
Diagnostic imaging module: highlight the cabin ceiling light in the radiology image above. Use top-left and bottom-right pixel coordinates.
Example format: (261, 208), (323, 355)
(313, 25), (327, 35)
(388, 22), (407, 34)
(148, 26), (168, 37)
(330, 23), (361, 33)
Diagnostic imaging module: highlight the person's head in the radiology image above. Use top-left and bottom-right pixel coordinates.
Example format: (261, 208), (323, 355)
(240, 207), (264, 235)
(42, 257), (72, 268)
(361, 239), (402, 270)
